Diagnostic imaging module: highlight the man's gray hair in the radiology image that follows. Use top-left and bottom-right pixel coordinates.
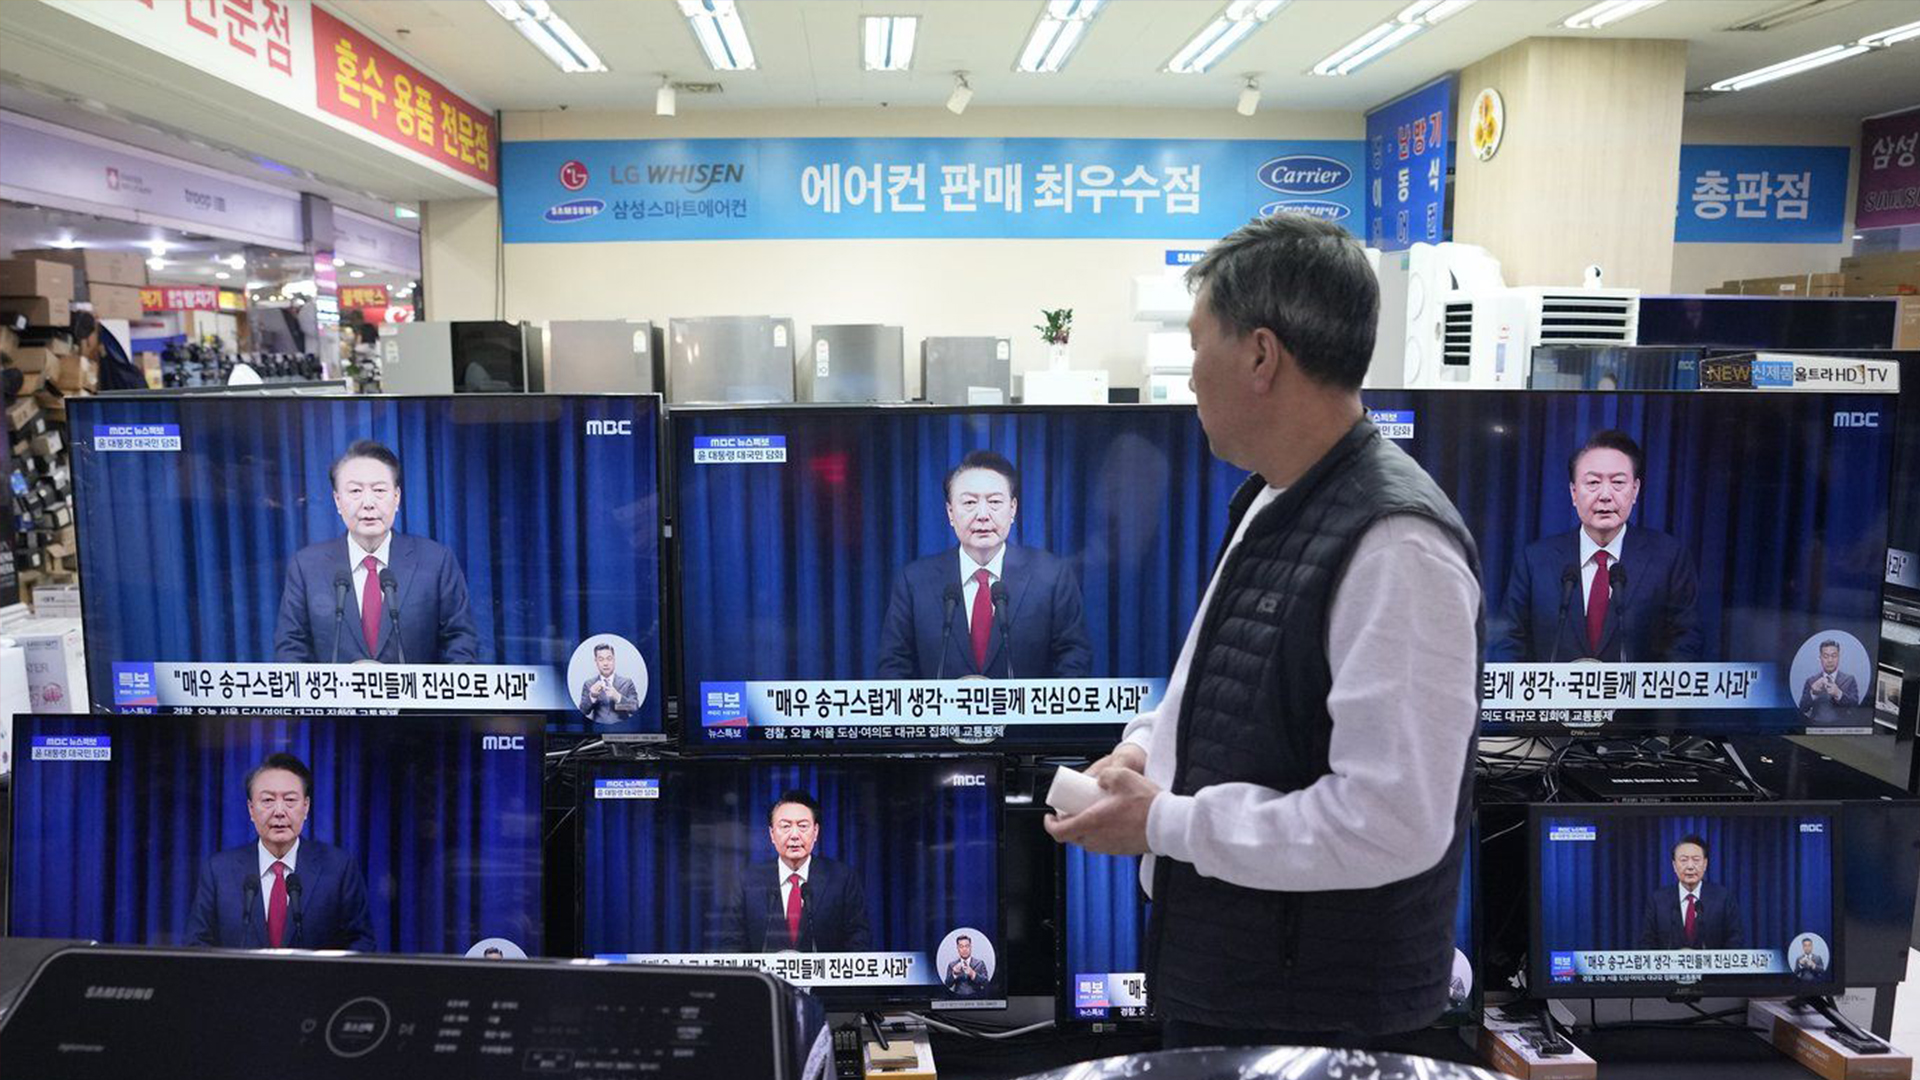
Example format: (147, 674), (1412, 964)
(1183, 213), (1379, 390)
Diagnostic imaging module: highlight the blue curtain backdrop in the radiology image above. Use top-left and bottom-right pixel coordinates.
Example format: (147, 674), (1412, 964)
(1365, 390), (1894, 671)
(1064, 848), (1145, 979)
(582, 759), (1000, 961)
(675, 407), (1248, 686)
(69, 396), (663, 732)
(1536, 811), (1835, 954)
(10, 715), (545, 954)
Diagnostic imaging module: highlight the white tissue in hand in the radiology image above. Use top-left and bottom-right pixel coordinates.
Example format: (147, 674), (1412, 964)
(1046, 765), (1102, 816)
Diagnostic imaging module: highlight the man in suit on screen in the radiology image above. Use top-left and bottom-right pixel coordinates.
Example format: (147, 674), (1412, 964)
(1794, 937), (1826, 980)
(273, 439), (481, 664)
(1799, 640), (1863, 724)
(715, 790), (872, 953)
(1490, 430), (1702, 664)
(185, 752), (375, 950)
(578, 642), (640, 724)
(876, 450), (1092, 680)
(1635, 834), (1744, 950)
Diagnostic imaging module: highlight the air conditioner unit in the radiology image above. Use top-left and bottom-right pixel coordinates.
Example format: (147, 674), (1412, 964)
(1441, 287), (1641, 389)
(1369, 242), (1504, 388)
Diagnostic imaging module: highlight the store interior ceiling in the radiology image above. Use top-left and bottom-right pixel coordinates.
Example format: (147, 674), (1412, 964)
(334, 0), (1920, 120)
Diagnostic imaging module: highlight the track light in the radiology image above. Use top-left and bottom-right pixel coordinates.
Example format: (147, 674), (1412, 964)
(947, 73), (973, 115)
(656, 75), (677, 117)
(1236, 77), (1260, 116)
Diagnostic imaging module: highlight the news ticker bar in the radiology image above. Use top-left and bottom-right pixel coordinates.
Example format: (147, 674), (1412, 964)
(112, 662), (572, 711)
(595, 952), (931, 986)
(699, 679), (1168, 728)
(1481, 663), (1790, 711)
(1550, 948), (1797, 982)
(1073, 971), (1148, 1012)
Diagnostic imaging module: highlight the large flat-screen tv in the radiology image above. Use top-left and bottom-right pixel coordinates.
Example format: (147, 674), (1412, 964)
(1363, 389), (1897, 735)
(69, 394), (664, 736)
(1056, 822), (1478, 1026)
(8, 713), (544, 956)
(1637, 296), (1897, 352)
(1531, 803), (1842, 998)
(580, 756), (1005, 1010)
(671, 405), (1246, 750)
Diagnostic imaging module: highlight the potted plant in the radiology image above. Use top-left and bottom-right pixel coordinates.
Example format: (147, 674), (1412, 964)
(1036, 307), (1073, 370)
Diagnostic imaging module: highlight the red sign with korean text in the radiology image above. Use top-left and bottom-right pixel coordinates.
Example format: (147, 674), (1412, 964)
(310, 6), (497, 186)
(339, 284), (390, 309)
(141, 286), (223, 312)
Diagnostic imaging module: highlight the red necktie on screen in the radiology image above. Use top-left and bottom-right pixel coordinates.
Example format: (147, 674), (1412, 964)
(360, 555), (383, 656)
(267, 861), (289, 948)
(1684, 893), (1698, 946)
(970, 568), (993, 671)
(785, 873), (803, 948)
(1586, 551), (1611, 655)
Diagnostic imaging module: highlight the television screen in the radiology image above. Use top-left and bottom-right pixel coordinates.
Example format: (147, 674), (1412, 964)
(1637, 296), (1897, 352)
(69, 394), (664, 735)
(672, 406), (1246, 750)
(1363, 389), (1897, 735)
(580, 756), (1004, 1009)
(8, 713), (544, 956)
(1532, 803), (1841, 997)
(1528, 347), (1703, 391)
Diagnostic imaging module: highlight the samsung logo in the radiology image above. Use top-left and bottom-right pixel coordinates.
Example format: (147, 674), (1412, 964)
(586, 419), (633, 436)
(946, 774), (988, 788)
(1259, 199), (1351, 221)
(481, 735), (526, 751)
(1256, 155), (1353, 195)
(84, 986), (154, 1001)
(1833, 411), (1880, 428)
(545, 199), (605, 223)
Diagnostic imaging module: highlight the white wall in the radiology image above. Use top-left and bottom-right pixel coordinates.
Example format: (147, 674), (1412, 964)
(1668, 113), (1860, 294)
(421, 197), (500, 322)
(493, 106), (1361, 392)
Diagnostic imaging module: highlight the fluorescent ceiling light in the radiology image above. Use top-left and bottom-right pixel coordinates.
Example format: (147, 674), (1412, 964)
(215, 271), (231, 280)
(224, 253), (246, 270)
(485, 0), (607, 74)
(1708, 42), (1869, 90)
(1166, 0), (1289, 74)
(1723, 0), (1856, 33)
(1017, 0), (1105, 74)
(1312, 0), (1473, 76)
(863, 16), (918, 72)
(1859, 18), (1920, 46)
(947, 73), (974, 115)
(1559, 0), (1664, 30)
(678, 0), (756, 71)
(146, 256), (166, 271)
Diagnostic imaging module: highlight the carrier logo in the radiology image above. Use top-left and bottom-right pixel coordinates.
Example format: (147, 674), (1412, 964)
(85, 985), (154, 1001)
(545, 198), (605, 223)
(559, 159), (590, 191)
(1256, 155), (1353, 195)
(481, 735), (526, 751)
(1258, 199), (1351, 222)
(946, 773), (988, 788)
(1833, 411), (1880, 428)
(586, 419), (634, 436)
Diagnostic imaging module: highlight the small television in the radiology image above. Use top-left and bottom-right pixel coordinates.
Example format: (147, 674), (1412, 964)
(8, 712), (544, 956)
(1531, 803), (1842, 998)
(1527, 347), (1703, 391)
(671, 405), (1247, 751)
(69, 394), (665, 736)
(579, 755), (1005, 1010)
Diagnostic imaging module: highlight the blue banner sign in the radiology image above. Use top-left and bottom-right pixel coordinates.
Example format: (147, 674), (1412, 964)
(1365, 75), (1455, 252)
(501, 137), (1363, 243)
(1675, 145), (1850, 243)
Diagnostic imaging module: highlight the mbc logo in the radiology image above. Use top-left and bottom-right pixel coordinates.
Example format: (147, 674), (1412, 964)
(947, 774), (988, 788)
(586, 419), (633, 436)
(481, 735), (526, 751)
(1833, 412), (1880, 428)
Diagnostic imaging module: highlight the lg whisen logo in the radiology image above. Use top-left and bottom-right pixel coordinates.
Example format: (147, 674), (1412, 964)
(85, 986), (155, 1001)
(586, 419), (634, 436)
(1833, 411), (1881, 428)
(946, 773), (988, 788)
(609, 162), (747, 193)
(481, 735), (526, 751)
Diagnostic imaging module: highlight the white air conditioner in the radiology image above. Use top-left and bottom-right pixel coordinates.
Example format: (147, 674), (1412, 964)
(1438, 287), (1641, 389)
(1368, 242), (1504, 388)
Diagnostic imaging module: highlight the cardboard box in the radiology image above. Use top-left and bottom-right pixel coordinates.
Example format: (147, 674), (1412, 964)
(5, 618), (88, 712)
(49, 354), (93, 392)
(86, 282), (143, 321)
(0, 323), (16, 356)
(1477, 1008), (1597, 1080)
(1749, 999), (1911, 1080)
(0, 259), (75, 300)
(0, 296), (71, 326)
(1896, 296), (1920, 351)
(15, 247), (147, 287)
(8, 345), (65, 374)
(1740, 274), (1812, 295)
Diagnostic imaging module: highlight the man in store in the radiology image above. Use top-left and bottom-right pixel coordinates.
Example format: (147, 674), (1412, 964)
(578, 641), (640, 724)
(716, 789), (871, 953)
(1044, 213), (1483, 1051)
(185, 752), (375, 950)
(1491, 430), (1702, 663)
(1635, 834), (1744, 950)
(943, 934), (991, 997)
(875, 449), (1092, 680)
(1799, 639), (1862, 724)
(273, 439), (480, 664)
(69, 310), (147, 392)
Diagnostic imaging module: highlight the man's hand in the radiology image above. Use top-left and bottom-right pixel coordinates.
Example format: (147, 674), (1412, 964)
(1043, 766), (1160, 856)
(1084, 742), (1147, 782)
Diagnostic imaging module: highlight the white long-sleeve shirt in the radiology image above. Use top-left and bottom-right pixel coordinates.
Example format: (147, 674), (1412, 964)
(1124, 488), (1481, 896)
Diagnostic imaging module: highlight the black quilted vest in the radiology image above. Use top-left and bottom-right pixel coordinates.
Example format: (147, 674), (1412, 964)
(1147, 416), (1482, 1035)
